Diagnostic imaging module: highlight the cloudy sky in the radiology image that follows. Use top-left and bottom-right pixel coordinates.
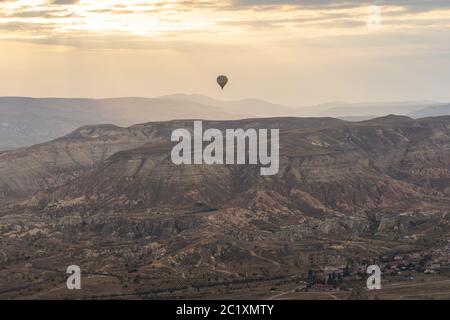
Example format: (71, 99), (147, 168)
(0, 0), (449, 105)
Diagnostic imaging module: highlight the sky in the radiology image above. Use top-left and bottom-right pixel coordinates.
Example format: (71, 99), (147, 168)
(0, 0), (449, 106)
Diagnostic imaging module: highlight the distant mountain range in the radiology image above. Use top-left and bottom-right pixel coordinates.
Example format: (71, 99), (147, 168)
(0, 95), (448, 150)
(408, 104), (450, 118)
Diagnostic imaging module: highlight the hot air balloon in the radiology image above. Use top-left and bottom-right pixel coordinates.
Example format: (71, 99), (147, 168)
(217, 75), (228, 90)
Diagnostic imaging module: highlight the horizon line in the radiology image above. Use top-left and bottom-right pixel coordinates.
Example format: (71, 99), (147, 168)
(0, 95), (446, 109)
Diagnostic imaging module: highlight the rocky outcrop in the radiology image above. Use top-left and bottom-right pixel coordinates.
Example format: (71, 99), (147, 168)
(29, 116), (450, 217)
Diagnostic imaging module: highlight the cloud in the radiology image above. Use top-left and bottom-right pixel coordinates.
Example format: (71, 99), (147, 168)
(1, 0), (449, 104)
(52, 0), (79, 4)
(0, 0), (449, 48)
(233, 0), (450, 11)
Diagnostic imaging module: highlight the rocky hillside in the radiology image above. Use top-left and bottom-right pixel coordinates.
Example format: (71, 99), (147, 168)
(1, 115), (449, 299)
(26, 115), (449, 217)
(0, 117), (343, 200)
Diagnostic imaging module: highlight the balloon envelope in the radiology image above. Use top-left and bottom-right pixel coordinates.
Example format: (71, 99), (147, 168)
(217, 75), (228, 89)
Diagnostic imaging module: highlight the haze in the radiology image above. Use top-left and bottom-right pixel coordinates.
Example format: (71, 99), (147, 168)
(1, 0), (450, 106)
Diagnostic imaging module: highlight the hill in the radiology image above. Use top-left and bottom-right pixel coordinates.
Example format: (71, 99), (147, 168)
(0, 115), (449, 299)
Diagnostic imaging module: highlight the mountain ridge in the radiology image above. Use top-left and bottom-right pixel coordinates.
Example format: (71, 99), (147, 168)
(1, 95), (448, 150)
(1, 115), (448, 215)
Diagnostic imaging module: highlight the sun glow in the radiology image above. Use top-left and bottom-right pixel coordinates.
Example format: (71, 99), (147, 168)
(1, 0), (448, 42)
(1, 0), (450, 104)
